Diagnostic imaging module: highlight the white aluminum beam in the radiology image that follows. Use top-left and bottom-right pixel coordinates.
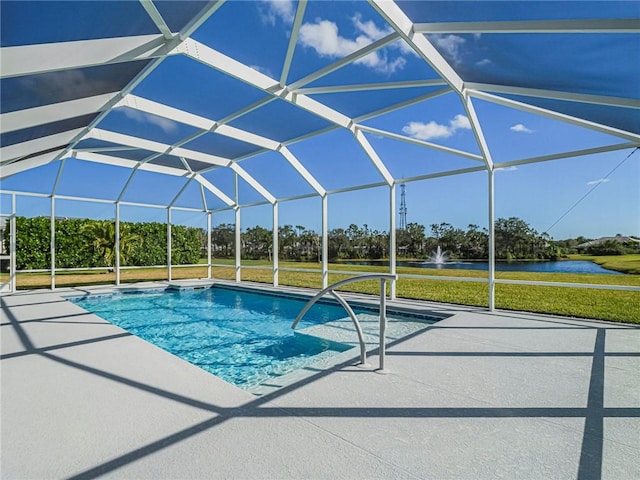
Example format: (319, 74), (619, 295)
(465, 83), (640, 109)
(414, 19), (640, 34)
(179, 38), (280, 92)
(273, 202), (279, 286)
(353, 87), (451, 122)
(140, 0), (174, 40)
(89, 128), (232, 167)
(230, 163), (276, 204)
(488, 169), (495, 310)
(278, 146), (326, 195)
(356, 124), (484, 162)
(287, 32), (401, 91)
(494, 143), (638, 169)
(369, 0), (464, 92)
(397, 165), (487, 184)
(463, 96), (494, 169)
(0, 93), (118, 134)
(295, 79), (447, 95)
(194, 174), (235, 207)
(118, 94), (280, 150)
(169, 174), (196, 207)
(469, 90), (640, 143)
(389, 184), (397, 300)
(1, 128), (85, 165)
(351, 128), (394, 185)
(0, 35), (175, 79)
(0, 148), (65, 179)
(182, 40), (353, 128)
(280, 0), (307, 86)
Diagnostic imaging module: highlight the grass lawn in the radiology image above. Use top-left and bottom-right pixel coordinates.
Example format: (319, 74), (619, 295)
(10, 258), (639, 323)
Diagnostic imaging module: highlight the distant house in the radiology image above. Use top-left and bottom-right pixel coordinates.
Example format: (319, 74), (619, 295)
(577, 235), (640, 250)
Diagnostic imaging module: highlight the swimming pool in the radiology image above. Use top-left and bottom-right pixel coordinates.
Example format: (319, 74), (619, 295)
(72, 286), (436, 390)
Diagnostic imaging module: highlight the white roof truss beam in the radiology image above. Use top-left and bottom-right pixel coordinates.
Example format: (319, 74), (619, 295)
(279, 0), (307, 86)
(229, 163), (276, 204)
(0, 35), (178, 79)
(495, 143), (638, 170)
(369, 0), (464, 92)
(295, 79), (447, 95)
(0, 93), (118, 134)
(0, 128), (85, 165)
(72, 151), (190, 177)
(88, 128), (232, 167)
(465, 83), (640, 109)
(356, 125), (484, 162)
(140, 0), (174, 40)
(278, 146), (326, 196)
(0, 148), (65, 179)
(194, 174), (235, 207)
(414, 19), (640, 34)
(169, 174), (196, 207)
(354, 87), (451, 123)
(469, 90), (640, 143)
(117, 95), (280, 150)
(350, 127), (394, 186)
(287, 32), (401, 91)
(181, 40), (352, 128)
(462, 95), (494, 170)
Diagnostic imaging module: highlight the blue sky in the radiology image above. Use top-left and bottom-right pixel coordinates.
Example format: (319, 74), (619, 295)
(1, 0), (638, 240)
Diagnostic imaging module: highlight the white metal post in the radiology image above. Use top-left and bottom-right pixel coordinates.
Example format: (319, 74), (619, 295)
(50, 196), (55, 289)
(167, 207), (172, 282)
(10, 194), (16, 292)
(115, 202), (120, 285)
(488, 168), (496, 310)
(389, 184), (397, 300)
(272, 201), (279, 287)
(207, 211), (212, 279)
(321, 194), (328, 289)
(235, 206), (241, 282)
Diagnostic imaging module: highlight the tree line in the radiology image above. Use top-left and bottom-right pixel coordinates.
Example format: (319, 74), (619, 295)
(212, 217), (566, 261)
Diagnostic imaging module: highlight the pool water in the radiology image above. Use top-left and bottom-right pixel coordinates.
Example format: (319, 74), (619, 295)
(73, 286), (404, 389)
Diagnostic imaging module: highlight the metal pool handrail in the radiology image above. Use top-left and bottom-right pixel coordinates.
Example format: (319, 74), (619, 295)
(291, 274), (398, 373)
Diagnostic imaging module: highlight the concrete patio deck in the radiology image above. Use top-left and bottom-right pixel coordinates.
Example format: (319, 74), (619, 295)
(1, 282), (639, 479)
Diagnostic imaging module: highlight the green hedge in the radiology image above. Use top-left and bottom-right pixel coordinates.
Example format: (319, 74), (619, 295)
(5, 217), (202, 270)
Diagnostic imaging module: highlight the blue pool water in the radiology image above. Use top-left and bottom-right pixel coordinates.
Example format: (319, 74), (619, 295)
(73, 286), (396, 389)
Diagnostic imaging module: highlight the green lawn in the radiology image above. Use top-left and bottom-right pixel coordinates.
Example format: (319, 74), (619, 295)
(9, 257), (639, 323)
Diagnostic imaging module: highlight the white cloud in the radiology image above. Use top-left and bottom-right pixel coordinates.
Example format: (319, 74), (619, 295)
(259, 0), (294, 26)
(402, 114), (472, 140)
(428, 34), (466, 65)
(510, 123), (534, 133)
(298, 14), (409, 74)
(496, 166), (518, 172)
(122, 108), (177, 134)
(476, 58), (491, 67)
(587, 178), (610, 186)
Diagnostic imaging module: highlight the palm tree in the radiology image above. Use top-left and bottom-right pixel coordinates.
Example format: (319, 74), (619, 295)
(81, 220), (141, 269)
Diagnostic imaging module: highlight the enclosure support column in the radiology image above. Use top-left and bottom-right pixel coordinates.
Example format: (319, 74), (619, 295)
(235, 206), (241, 283)
(272, 202), (279, 287)
(207, 212), (212, 279)
(488, 168), (496, 311)
(10, 194), (16, 292)
(389, 184), (397, 300)
(50, 196), (55, 289)
(321, 194), (328, 289)
(115, 202), (120, 285)
(167, 207), (172, 282)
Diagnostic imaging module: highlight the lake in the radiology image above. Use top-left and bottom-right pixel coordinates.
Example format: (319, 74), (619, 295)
(339, 260), (622, 275)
